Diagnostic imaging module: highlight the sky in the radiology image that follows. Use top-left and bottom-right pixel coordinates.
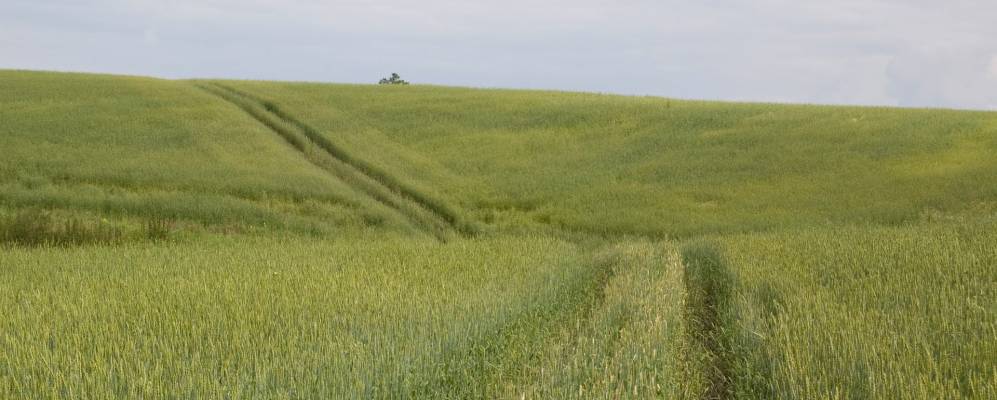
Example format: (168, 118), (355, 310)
(2, 0), (996, 110)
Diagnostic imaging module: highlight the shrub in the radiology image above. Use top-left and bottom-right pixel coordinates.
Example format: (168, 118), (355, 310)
(378, 73), (409, 85)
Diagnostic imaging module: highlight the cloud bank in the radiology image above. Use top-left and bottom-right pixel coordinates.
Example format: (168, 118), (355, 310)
(2, 0), (995, 109)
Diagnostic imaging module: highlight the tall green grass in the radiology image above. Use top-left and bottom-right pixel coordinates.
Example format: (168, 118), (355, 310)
(0, 234), (595, 397)
(509, 241), (699, 398)
(712, 220), (997, 399)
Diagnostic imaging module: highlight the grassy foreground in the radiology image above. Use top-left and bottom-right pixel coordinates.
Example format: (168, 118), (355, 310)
(687, 220), (997, 399)
(1, 70), (995, 398)
(0, 234), (693, 398)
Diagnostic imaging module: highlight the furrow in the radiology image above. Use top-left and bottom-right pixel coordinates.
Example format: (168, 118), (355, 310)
(207, 83), (478, 238)
(195, 82), (460, 241)
(681, 241), (737, 400)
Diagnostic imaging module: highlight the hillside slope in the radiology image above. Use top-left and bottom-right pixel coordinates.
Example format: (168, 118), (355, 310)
(0, 71), (423, 237)
(6, 70), (996, 239)
(226, 80), (997, 237)
(1, 70), (995, 398)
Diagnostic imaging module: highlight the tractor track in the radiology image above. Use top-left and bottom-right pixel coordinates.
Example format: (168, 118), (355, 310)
(681, 241), (736, 400)
(196, 82), (471, 241)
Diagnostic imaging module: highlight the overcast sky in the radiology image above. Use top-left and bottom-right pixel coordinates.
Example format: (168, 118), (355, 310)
(3, 0), (996, 110)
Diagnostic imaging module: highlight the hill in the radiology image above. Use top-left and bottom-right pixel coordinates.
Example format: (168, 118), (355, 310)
(1, 70), (994, 398)
(0, 70), (425, 240)
(222, 80), (997, 237)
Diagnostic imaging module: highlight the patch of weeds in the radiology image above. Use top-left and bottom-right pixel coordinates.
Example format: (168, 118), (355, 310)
(0, 209), (122, 246)
(145, 218), (176, 241)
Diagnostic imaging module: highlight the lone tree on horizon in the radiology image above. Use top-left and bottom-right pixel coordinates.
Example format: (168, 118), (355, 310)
(378, 73), (409, 85)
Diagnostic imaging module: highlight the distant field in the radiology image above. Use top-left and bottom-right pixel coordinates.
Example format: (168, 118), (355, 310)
(224, 80), (997, 237)
(1, 70), (995, 398)
(0, 71), (415, 238)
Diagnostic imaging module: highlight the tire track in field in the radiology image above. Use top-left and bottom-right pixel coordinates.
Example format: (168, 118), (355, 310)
(681, 241), (736, 400)
(196, 82), (472, 241)
(411, 245), (619, 398)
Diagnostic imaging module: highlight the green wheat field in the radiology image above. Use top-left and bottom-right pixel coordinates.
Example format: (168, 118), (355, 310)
(1, 69), (995, 399)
